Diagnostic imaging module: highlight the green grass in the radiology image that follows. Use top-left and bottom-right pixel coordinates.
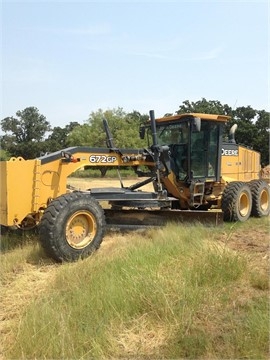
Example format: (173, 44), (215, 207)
(0, 226), (41, 252)
(2, 219), (269, 359)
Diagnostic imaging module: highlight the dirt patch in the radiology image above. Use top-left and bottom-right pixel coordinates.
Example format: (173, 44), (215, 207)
(218, 225), (269, 273)
(67, 177), (155, 192)
(260, 164), (270, 184)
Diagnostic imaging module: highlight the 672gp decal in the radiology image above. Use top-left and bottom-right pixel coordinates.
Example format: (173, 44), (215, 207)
(89, 155), (117, 163)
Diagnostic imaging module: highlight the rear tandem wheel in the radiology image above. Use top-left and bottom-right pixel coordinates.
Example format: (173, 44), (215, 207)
(39, 192), (106, 262)
(249, 180), (270, 217)
(221, 181), (252, 222)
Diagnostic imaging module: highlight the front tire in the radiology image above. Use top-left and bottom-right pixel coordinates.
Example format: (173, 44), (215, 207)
(222, 182), (252, 222)
(39, 192), (105, 262)
(249, 180), (270, 217)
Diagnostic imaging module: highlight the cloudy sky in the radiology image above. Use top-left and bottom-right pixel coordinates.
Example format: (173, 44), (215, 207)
(1, 0), (268, 128)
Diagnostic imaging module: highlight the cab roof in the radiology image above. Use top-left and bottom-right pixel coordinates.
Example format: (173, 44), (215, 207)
(155, 113), (230, 123)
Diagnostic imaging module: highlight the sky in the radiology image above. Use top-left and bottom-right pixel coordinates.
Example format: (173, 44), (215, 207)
(1, 0), (269, 129)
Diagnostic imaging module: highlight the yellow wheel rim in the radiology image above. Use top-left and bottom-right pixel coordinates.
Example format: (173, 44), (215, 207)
(260, 189), (269, 212)
(239, 192), (250, 217)
(66, 211), (97, 249)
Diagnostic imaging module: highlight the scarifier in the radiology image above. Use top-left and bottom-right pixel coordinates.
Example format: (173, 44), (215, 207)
(1, 110), (269, 262)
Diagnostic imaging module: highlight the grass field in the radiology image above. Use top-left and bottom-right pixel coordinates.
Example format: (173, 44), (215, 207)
(1, 211), (269, 359)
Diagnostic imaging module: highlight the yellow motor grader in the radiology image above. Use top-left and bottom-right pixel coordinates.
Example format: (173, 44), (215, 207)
(0, 110), (269, 262)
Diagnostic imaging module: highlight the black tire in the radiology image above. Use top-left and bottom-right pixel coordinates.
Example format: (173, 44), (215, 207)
(221, 182), (252, 222)
(249, 180), (270, 217)
(39, 192), (106, 262)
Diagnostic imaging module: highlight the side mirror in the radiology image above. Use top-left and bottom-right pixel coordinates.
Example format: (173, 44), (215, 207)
(139, 126), (145, 139)
(192, 117), (201, 132)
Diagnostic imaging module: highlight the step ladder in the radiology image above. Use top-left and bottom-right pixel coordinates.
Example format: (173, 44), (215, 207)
(189, 181), (205, 207)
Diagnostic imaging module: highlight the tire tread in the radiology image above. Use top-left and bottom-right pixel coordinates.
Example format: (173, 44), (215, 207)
(39, 192), (105, 262)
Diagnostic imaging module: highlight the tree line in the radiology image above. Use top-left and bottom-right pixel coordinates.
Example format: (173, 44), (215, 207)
(0, 98), (269, 165)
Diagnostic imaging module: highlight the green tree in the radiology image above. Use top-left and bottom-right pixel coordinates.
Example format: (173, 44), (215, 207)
(229, 106), (258, 147)
(252, 110), (269, 165)
(66, 108), (148, 177)
(67, 108), (148, 149)
(1, 107), (51, 159)
(0, 149), (11, 161)
(66, 124), (93, 147)
(46, 122), (80, 152)
(176, 98), (232, 116)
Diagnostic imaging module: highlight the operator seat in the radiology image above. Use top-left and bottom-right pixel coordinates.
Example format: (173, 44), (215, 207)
(169, 143), (187, 180)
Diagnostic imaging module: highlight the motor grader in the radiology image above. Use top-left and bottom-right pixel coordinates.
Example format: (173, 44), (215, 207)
(0, 110), (269, 262)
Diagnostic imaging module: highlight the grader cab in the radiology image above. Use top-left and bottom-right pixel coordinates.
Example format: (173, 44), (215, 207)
(142, 111), (269, 221)
(0, 110), (269, 262)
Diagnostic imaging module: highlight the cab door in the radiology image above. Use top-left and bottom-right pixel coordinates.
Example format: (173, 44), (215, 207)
(190, 122), (219, 180)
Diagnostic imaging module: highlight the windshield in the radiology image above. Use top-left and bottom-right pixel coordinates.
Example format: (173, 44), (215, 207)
(152, 120), (219, 180)
(156, 122), (189, 145)
(190, 122), (219, 178)
(155, 122), (189, 180)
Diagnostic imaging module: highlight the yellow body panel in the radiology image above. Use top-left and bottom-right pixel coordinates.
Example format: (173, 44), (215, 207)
(0, 149), (153, 226)
(221, 145), (261, 182)
(0, 157), (40, 226)
(156, 113), (230, 123)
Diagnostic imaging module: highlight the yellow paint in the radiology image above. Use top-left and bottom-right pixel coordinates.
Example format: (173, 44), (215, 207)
(0, 149), (153, 226)
(156, 113), (229, 123)
(221, 145), (260, 182)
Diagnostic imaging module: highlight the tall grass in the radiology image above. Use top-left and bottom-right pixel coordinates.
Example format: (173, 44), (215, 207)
(4, 221), (269, 359)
